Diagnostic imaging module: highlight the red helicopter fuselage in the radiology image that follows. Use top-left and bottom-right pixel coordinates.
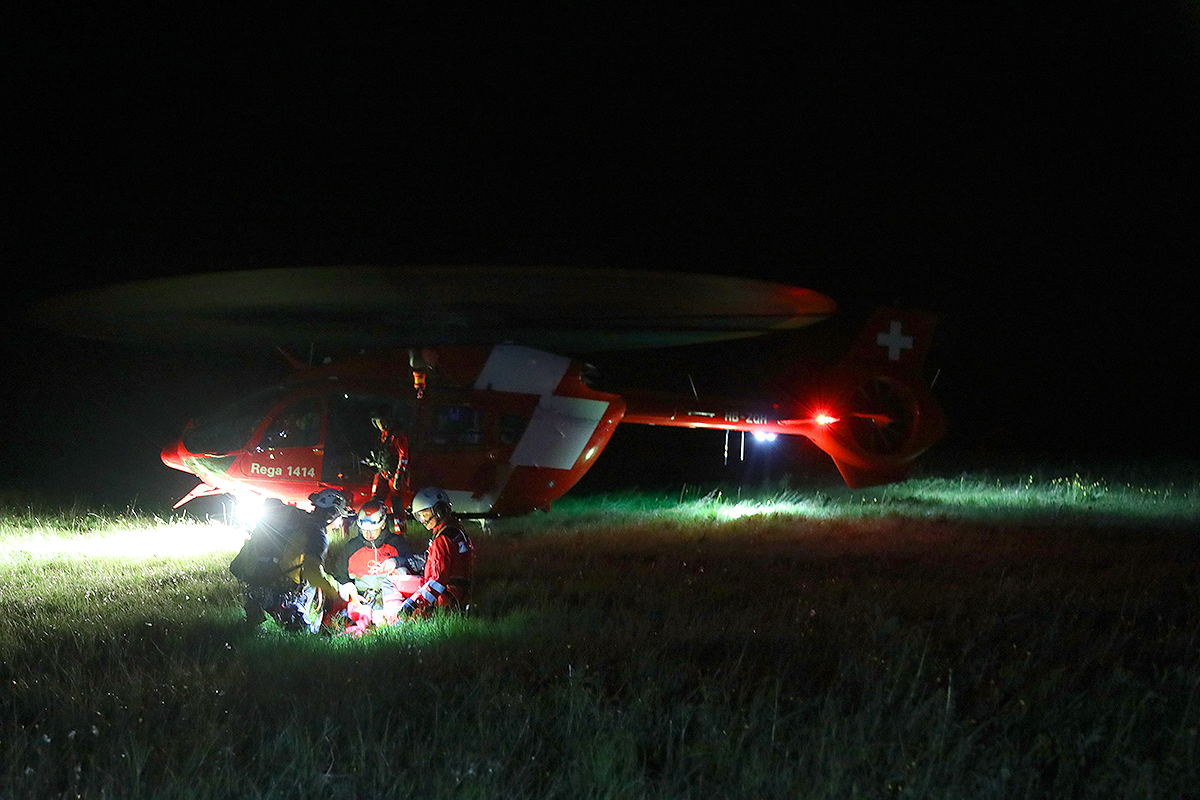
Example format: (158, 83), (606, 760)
(162, 344), (629, 516)
(162, 311), (947, 515)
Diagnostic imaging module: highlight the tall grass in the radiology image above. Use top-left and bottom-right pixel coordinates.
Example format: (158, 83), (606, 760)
(2, 472), (1198, 798)
(499, 469), (1199, 537)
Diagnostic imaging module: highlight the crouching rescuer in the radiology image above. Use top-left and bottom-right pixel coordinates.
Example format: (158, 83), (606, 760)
(229, 490), (358, 632)
(336, 499), (425, 634)
(393, 487), (474, 618)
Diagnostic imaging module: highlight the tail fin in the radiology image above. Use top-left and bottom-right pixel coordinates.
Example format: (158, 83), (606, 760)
(844, 308), (939, 374)
(806, 309), (947, 488)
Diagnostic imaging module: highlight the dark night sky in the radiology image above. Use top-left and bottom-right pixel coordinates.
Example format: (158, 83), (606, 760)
(4, 6), (1199, 507)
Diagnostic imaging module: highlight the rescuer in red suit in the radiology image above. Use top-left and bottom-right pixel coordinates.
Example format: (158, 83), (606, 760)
(395, 487), (474, 617)
(334, 500), (423, 599)
(330, 499), (425, 633)
(367, 412), (411, 533)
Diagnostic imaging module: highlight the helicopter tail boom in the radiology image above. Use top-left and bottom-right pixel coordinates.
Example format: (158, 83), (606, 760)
(620, 308), (946, 488)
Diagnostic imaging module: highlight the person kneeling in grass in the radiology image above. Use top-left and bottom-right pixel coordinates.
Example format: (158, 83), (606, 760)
(229, 491), (357, 633)
(387, 486), (474, 621)
(334, 498), (424, 635)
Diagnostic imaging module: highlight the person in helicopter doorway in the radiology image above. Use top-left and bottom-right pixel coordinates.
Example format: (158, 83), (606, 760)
(229, 489), (358, 633)
(333, 498), (424, 631)
(388, 487), (475, 620)
(364, 411), (411, 535)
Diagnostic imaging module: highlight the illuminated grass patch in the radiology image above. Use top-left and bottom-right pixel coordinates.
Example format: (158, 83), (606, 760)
(2, 471), (1199, 798)
(870, 471), (1198, 519)
(494, 470), (1198, 537)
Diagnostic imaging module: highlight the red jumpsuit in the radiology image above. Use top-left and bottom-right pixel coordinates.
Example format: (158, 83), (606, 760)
(370, 428), (411, 530)
(396, 517), (474, 616)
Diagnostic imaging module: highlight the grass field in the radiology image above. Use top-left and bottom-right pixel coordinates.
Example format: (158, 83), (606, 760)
(2, 469), (1199, 799)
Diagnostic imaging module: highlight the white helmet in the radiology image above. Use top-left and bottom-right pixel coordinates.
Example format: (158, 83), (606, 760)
(356, 500), (387, 533)
(411, 487), (451, 515)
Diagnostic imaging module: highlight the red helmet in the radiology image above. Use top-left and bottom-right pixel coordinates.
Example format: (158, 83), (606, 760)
(356, 500), (387, 534)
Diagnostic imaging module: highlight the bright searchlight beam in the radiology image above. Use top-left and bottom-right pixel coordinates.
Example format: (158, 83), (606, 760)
(7, 520), (248, 560)
(233, 493), (265, 528)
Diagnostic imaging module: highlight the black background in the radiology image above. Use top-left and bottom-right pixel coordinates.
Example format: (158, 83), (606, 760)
(5, 6), (1198, 507)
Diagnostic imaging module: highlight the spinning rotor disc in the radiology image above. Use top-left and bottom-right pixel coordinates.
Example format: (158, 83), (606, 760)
(35, 265), (837, 352)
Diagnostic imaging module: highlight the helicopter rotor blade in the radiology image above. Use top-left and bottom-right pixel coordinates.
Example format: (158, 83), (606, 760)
(33, 265), (837, 353)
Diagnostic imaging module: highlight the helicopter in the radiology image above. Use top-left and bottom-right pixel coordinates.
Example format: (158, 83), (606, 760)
(42, 266), (947, 517)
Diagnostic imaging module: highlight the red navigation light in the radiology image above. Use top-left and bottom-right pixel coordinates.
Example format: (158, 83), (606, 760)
(814, 412), (839, 426)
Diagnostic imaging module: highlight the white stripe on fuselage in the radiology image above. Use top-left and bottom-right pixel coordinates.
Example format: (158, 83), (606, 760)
(453, 345), (608, 512)
(510, 395), (609, 470)
(473, 345), (571, 394)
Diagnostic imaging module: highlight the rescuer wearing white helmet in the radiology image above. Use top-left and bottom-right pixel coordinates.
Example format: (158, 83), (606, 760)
(393, 487), (474, 616)
(333, 499), (423, 604)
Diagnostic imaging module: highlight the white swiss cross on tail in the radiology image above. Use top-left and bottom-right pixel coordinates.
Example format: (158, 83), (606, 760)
(844, 309), (934, 369)
(876, 320), (914, 361)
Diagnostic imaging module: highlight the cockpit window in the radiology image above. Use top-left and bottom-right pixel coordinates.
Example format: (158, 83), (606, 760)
(260, 396), (323, 450)
(182, 386), (291, 455)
